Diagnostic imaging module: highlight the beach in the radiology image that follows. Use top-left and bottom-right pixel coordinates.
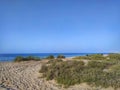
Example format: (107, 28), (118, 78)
(0, 60), (62, 90)
(0, 59), (116, 90)
(0, 61), (54, 90)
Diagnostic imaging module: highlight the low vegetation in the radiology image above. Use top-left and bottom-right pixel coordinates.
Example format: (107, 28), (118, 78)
(73, 54), (106, 60)
(108, 53), (120, 60)
(57, 54), (65, 59)
(47, 59), (63, 64)
(14, 56), (40, 62)
(46, 55), (55, 59)
(14, 54), (66, 62)
(40, 53), (120, 89)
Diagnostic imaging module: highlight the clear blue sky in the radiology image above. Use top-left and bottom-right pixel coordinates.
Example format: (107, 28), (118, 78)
(0, 0), (120, 53)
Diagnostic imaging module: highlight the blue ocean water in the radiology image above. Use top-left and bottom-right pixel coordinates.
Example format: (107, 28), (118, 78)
(0, 53), (107, 62)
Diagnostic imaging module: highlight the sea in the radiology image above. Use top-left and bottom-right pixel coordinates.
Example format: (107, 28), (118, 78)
(0, 53), (108, 62)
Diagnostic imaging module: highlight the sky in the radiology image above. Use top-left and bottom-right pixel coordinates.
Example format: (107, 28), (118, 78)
(0, 0), (120, 53)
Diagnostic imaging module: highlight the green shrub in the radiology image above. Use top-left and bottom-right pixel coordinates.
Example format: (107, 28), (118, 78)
(40, 59), (120, 89)
(87, 61), (109, 69)
(47, 59), (63, 64)
(39, 64), (48, 73)
(73, 56), (91, 60)
(88, 54), (106, 60)
(14, 56), (24, 62)
(73, 54), (106, 60)
(46, 55), (55, 59)
(14, 56), (40, 62)
(108, 53), (120, 60)
(34, 57), (41, 61)
(110, 64), (120, 72)
(26, 56), (34, 60)
(57, 54), (65, 59)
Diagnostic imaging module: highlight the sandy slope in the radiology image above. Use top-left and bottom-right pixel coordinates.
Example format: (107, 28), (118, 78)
(0, 61), (115, 90)
(0, 61), (52, 90)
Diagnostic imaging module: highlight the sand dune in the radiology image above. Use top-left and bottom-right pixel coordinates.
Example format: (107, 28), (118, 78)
(0, 61), (55, 90)
(0, 61), (115, 90)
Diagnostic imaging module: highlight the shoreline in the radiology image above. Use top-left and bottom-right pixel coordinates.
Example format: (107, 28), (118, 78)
(0, 53), (109, 62)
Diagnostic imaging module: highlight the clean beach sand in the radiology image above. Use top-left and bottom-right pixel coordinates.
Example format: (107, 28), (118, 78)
(0, 61), (58, 90)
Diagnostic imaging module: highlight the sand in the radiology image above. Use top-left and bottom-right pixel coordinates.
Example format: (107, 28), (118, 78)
(0, 61), (50, 90)
(0, 60), (116, 90)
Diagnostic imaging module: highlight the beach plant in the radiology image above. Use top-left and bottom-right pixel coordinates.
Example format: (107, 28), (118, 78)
(57, 54), (65, 59)
(108, 53), (120, 60)
(14, 56), (24, 62)
(73, 56), (91, 60)
(47, 59), (63, 64)
(14, 56), (40, 62)
(40, 58), (120, 89)
(26, 56), (35, 60)
(88, 54), (106, 60)
(73, 54), (106, 60)
(46, 55), (55, 59)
